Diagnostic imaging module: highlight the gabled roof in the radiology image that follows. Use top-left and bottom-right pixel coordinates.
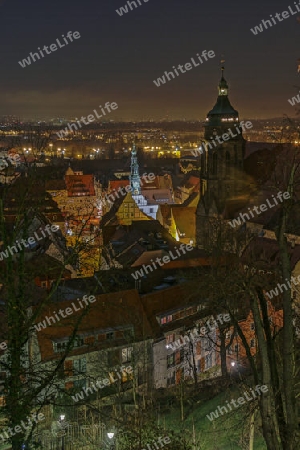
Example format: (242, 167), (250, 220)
(242, 237), (300, 271)
(33, 289), (154, 362)
(142, 189), (173, 204)
(171, 207), (196, 239)
(65, 174), (95, 197)
(102, 220), (178, 267)
(131, 250), (169, 267)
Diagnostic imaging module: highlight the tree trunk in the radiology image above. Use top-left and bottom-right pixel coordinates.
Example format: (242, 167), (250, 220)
(219, 330), (228, 377)
(250, 291), (282, 450)
(249, 411), (255, 450)
(275, 165), (298, 449)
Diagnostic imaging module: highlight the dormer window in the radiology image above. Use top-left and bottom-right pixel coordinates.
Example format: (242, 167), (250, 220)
(160, 315), (173, 325)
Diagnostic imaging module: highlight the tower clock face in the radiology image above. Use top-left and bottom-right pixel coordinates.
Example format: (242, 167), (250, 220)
(132, 181), (140, 194)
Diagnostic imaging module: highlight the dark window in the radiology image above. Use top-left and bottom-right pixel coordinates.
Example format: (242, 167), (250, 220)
(106, 332), (114, 340)
(225, 151), (230, 173)
(167, 371), (175, 386)
(212, 153), (218, 175)
(54, 341), (68, 352)
(74, 379), (86, 390)
(74, 337), (84, 348)
(167, 354), (175, 368)
(180, 348), (185, 362)
(73, 357), (87, 374)
(205, 353), (213, 369)
(108, 349), (120, 366)
(234, 145), (238, 164)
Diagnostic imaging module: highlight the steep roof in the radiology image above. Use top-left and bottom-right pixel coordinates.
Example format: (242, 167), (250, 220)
(171, 207), (196, 240)
(65, 174), (95, 197)
(108, 180), (129, 192)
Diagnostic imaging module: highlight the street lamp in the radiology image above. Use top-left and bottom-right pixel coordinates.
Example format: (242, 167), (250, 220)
(59, 414), (66, 450)
(93, 148), (100, 159)
(107, 430), (116, 449)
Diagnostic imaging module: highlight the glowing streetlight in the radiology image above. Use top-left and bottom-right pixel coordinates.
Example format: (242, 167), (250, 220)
(59, 414), (66, 450)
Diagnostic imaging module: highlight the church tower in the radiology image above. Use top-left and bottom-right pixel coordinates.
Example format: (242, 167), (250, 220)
(196, 67), (246, 247)
(130, 143), (141, 195)
(129, 143), (159, 220)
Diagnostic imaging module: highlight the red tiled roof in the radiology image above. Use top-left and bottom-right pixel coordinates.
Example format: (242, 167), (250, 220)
(65, 175), (95, 196)
(33, 289), (153, 362)
(108, 180), (129, 192)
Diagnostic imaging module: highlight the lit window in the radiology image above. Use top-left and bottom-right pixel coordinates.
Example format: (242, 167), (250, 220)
(122, 347), (133, 363)
(166, 334), (175, 344)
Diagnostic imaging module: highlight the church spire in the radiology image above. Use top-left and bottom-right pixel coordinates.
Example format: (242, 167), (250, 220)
(218, 66), (228, 96)
(204, 66), (239, 135)
(130, 142), (141, 195)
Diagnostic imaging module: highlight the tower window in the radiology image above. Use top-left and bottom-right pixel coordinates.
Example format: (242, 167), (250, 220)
(212, 153), (218, 175)
(234, 145), (238, 164)
(225, 151), (230, 174)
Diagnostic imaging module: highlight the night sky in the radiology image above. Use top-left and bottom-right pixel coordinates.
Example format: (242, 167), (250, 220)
(0, 0), (299, 120)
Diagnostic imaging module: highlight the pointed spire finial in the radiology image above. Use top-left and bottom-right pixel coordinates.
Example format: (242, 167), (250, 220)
(220, 57), (225, 78)
(218, 59), (228, 96)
